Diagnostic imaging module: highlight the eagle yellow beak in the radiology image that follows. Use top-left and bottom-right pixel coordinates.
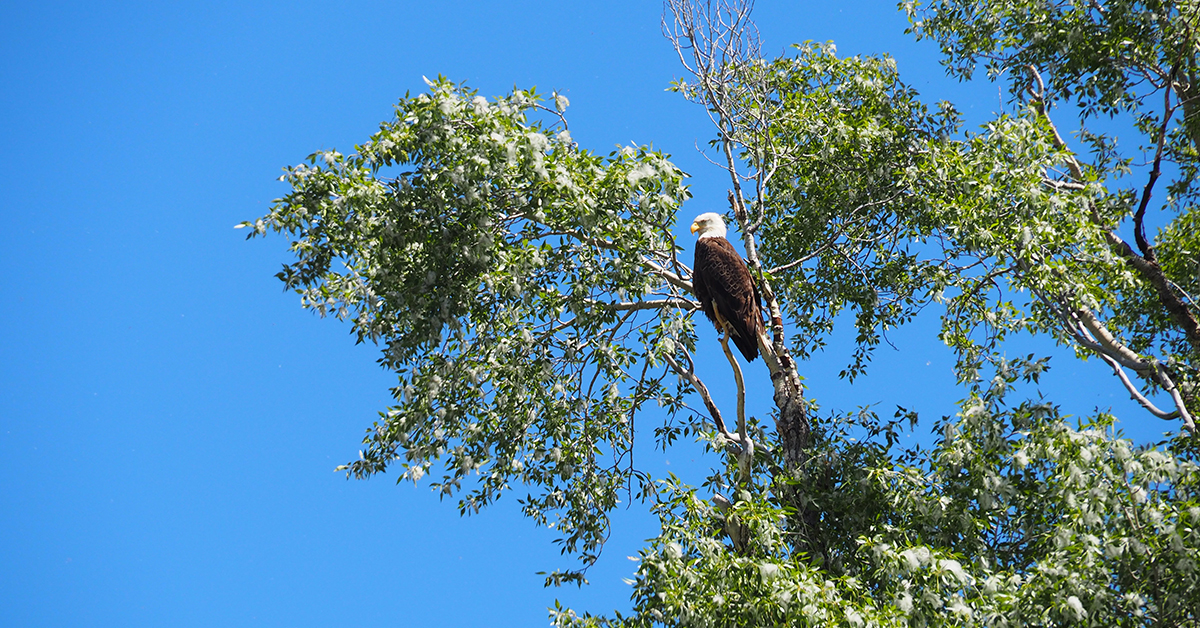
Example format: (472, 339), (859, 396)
(690, 221), (700, 234)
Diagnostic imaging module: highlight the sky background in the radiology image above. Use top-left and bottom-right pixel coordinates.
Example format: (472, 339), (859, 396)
(0, 1), (1172, 626)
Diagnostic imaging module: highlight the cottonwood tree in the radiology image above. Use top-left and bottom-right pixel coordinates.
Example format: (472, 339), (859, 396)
(245, 0), (1200, 624)
(909, 0), (1200, 433)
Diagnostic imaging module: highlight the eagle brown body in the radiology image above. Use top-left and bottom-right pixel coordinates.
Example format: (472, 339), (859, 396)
(691, 213), (764, 362)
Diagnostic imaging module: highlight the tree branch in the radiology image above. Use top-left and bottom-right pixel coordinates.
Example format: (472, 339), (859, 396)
(1155, 361), (1198, 434)
(644, 258), (695, 293)
(719, 325), (754, 487)
(590, 298), (700, 312)
(666, 0), (811, 481)
(1074, 307), (1150, 372)
(1094, 351), (1179, 420)
(662, 352), (743, 449)
(1099, 226), (1200, 355)
(1033, 285), (1196, 434)
(1133, 60), (1180, 261)
(1024, 65), (1200, 355)
(1025, 65), (1084, 181)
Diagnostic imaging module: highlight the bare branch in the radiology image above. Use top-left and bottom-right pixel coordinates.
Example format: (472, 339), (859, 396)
(1095, 351), (1180, 420)
(1156, 362), (1198, 434)
(719, 327), (754, 486)
(645, 258), (695, 293)
(589, 298), (700, 312)
(1031, 283), (1196, 433)
(765, 243), (833, 275)
(663, 353), (742, 447)
(1133, 60), (1181, 260)
(1025, 65), (1084, 181)
(1074, 307), (1149, 371)
(1040, 177), (1086, 191)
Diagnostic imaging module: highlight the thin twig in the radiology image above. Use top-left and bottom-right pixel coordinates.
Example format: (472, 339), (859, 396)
(589, 298), (701, 312)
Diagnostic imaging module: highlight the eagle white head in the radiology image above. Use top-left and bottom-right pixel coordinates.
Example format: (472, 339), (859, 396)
(690, 212), (727, 239)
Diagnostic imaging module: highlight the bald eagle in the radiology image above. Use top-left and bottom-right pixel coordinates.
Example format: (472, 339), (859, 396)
(690, 212), (765, 362)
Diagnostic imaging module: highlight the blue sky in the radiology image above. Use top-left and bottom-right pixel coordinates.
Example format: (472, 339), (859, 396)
(1, 1), (1168, 626)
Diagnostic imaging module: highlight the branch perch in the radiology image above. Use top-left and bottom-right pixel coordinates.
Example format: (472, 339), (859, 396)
(719, 323), (754, 487)
(663, 352), (743, 450)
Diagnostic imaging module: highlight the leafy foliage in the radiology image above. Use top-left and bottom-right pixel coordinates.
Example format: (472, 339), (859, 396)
(247, 0), (1200, 624)
(908, 0), (1200, 413)
(247, 78), (702, 582)
(736, 44), (959, 380)
(557, 377), (1200, 626)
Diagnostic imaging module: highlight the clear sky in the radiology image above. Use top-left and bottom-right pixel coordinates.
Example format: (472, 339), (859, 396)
(1, 1), (1166, 626)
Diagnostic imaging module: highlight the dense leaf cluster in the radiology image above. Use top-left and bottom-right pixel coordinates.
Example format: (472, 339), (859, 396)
(739, 45), (958, 381)
(560, 380), (1200, 626)
(908, 0), (1200, 403)
(247, 79), (703, 582)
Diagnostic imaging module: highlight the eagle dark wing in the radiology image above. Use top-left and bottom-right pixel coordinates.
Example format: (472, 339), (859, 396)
(693, 237), (764, 362)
